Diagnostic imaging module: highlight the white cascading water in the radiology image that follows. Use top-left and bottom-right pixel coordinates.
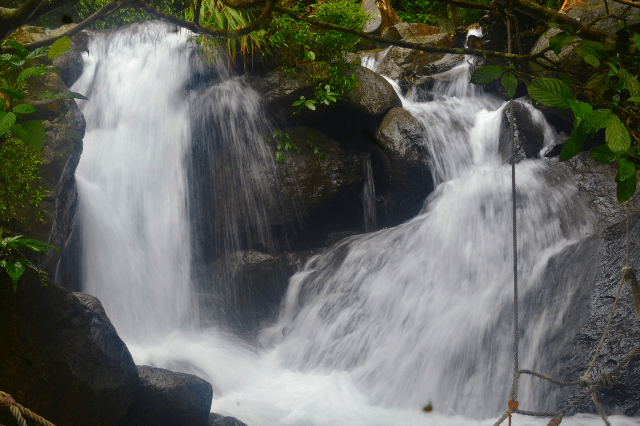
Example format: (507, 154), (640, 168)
(71, 22), (638, 426)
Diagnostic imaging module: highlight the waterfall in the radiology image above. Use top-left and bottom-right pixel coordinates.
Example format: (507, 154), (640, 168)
(70, 22), (625, 426)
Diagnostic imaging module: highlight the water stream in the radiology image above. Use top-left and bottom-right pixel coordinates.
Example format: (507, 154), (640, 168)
(70, 22), (632, 426)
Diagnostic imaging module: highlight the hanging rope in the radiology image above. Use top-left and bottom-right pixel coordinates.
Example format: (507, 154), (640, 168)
(0, 392), (57, 426)
(490, 6), (640, 426)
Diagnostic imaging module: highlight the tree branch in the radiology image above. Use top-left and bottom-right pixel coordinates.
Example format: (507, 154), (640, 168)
(218, 0), (266, 10)
(193, 0), (202, 25)
(1, 0), (127, 53)
(495, 0), (617, 45)
(129, 0), (274, 38)
(432, 0), (495, 11)
(274, 5), (531, 61)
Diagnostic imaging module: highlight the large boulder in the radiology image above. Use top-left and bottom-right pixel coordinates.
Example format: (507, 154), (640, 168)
(530, 0), (640, 77)
(498, 101), (551, 164)
(209, 413), (248, 426)
(340, 65), (402, 117)
(374, 107), (433, 226)
(0, 270), (139, 426)
(540, 213), (640, 415)
(124, 365), (214, 426)
(548, 153), (640, 232)
(376, 33), (452, 80)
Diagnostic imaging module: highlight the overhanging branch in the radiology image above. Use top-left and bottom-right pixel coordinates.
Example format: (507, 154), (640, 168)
(432, 0), (495, 11)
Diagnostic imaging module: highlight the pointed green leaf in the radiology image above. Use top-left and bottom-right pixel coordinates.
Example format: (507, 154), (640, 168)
(617, 175), (636, 202)
(6, 41), (29, 59)
(616, 157), (636, 182)
(275, 151), (284, 163)
(627, 97), (640, 103)
(583, 109), (612, 135)
(635, 33), (640, 51)
(501, 73), (517, 100)
(12, 104), (35, 115)
(585, 71), (610, 96)
(0, 112), (16, 137)
(26, 46), (49, 60)
(9, 123), (27, 142)
(618, 68), (640, 97)
(4, 259), (25, 290)
(575, 46), (600, 67)
(22, 120), (45, 151)
(48, 36), (71, 60)
(567, 99), (593, 119)
(558, 72), (578, 86)
(590, 144), (617, 163)
(527, 78), (572, 109)
(470, 65), (504, 85)
(629, 145), (640, 160)
(17, 66), (48, 83)
(560, 120), (587, 161)
(549, 32), (575, 55)
(605, 114), (631, 153)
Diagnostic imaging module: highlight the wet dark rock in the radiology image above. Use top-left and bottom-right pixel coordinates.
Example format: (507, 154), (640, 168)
(340, 65), (401, 117)
(209, 413), (248, 426)
(361, 0), (382, 33)
(73, 292), (115, 330)
(325, 230), (359, 246)
(124, 366), (214, 426)
(376, 33), (452, 80)
(0, 270), (139, 426)
(374, 107), (433, 226)
(420, 54), (464, 76)
(499, 101), (547, 164)
(53, 50), (84, 87)
(200, 248), (322, 334)
(542, 214), (640, 415)
(273, 127), (367, 245)
(548, 153), (640, 232)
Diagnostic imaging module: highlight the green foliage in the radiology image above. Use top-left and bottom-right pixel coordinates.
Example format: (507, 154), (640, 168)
(267, 129), (325, 164)
(268, 0), (367, 68)
(390, 0), (487, 26)
(470, 31), (640, 203)
(0, 230), (57, 292)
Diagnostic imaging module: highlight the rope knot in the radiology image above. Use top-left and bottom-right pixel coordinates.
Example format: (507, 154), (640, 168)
(508, 401), (518, 410)
(0, 392), (16, 407)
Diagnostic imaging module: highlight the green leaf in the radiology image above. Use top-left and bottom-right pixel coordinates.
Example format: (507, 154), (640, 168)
(629, 145), (640, 160)
(501, 73), (517, 100)
(12, 104), (35, 115)
(590, 144), (617, 163)
(583, 109), (612, 135)
(634, 33), (640, 51)
(559, 120), (587, 161)
(618, 68), (640, 97)
(0, 87), (25, 101)
(23, 120), (45, 151)
(616, 157), (636, 181)
(609, 63), (619, 76)
(9, 123), (27, 142)
(575, 45), (600, 67)
(617, 174), (636, 202)
(549, 32), (575, 55)
(275, 151), (284, 163)
(605, 114), (631, 153)
(470, 65), (503, 85)
(527, 78), (572, 109)
(0, 112), (16, 137)
(585, 71), (610, 96)
(567, 99), (593, 119)
(319, 153), (326, 161)
(17, 66), (48, 83)
(305, 100), (317, 110)
(26, 46), (49, 60)
(627, 96), (640, 103)
(558, 72), (578, 86)
(304, 50), (315, 61)
(4, 259), (25, 291)
(48, 36), (71, 60)
(6, 40), (29, 59)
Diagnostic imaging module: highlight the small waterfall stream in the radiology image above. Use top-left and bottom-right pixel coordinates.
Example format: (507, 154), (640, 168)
(69, 22), (634, 426)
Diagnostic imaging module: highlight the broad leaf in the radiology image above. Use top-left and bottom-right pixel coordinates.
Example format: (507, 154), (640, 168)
(618, 68), (640, 97)
(0, 87), (25, 100)
(470, 65), (503, 85)
(549, 32), (575, 55)
(616, 158), (636, 182)
(559, 120), (587, 161)
(0, 112), (16, 137)
(4, 259), (25, 291)
(501, 73), (517, 100)
(585, 71), (610, 96)
(590, 144), (617, 163)
(567, 99), (592, 119)
(527, 78), (571, 109)
(583, 109), (612, 135)
(617, 175), (637, 202)
(26, 46), (49, 60)
(629, 145), (640, 160)
(635, 33), (640, 51)
(628, 97), (640, 103)
(6, 41), (29, 59)
(17, 66), (48, 83)
(605, 114), (631, 153)
(12, 104), (35, 115)
(275, 151), (284, 163)
(23, 120), (46, 151)
(10, 124), (28, 142)
(48, 36), (71, 60)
